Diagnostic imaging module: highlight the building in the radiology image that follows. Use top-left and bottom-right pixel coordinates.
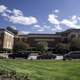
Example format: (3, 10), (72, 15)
(18, 29), (80, 50)
(1, 27), (80, 53)
(0, 29), (14, 51)
(56, 29), (80, 43)
(18, 34), (62, 49)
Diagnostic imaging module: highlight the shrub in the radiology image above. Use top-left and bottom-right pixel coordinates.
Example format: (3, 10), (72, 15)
(0, 70), (30, 80)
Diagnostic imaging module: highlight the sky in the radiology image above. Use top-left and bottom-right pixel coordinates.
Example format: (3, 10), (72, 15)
(0, 0), (80, 34)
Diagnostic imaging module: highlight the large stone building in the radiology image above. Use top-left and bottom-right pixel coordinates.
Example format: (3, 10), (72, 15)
(0, 28), (79, 52)
(56, 29), (80, 42)
(0, 29), (14, 51)
(19, 34), (62, 49)
(18, 29), (80, 50)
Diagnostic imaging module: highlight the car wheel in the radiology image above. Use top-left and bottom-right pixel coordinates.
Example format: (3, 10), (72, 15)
(12, 57), (15, 59)
(63, 58), (66, 61)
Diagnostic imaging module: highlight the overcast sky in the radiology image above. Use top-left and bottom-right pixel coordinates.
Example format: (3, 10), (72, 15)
(0, 0), (80, 34)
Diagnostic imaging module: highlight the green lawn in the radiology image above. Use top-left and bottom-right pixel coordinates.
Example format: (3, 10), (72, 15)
(0, 59), (80, 80)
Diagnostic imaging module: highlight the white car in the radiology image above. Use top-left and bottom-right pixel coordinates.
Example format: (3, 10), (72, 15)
(28, 53), (38, 60)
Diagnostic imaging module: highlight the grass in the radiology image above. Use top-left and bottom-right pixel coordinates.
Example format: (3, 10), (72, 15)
(0, 59), (80, 80)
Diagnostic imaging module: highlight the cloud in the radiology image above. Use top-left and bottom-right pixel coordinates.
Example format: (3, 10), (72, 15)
(0, 5), (11, 17)
(34, 24), (62, 33)
(10, 26), (17, 30)
(1, 12), (8, 17)
(48, 14), (60, 24)
(48, 13), (80, 32)
(54, 9), (59, 13)
(34, 25), (41, 28)
(12, 9), (23, 16)
(61, 15), (80, 29)
(1, 5), (80, 33)
(71, 15), (79, 24)
(33, 24), (55, 32)
(51, 24), (63, 33)
(48, 14), (63, 32)
(43, 25), (51, 30)
(0, 5), (7, 13)
(18, 31), (30, 35)
(8, 9), (37, 25)
(61, 19), (80, 29)
(55, 24), (62, 30)
(8, 15), (37, 25)
(37, 28), (44, 32)
(33, 24), (45, 32)
(0, 5), (38, 25)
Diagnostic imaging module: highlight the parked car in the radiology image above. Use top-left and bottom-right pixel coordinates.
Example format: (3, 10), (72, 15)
(37, 54), (56, 60)
(63, 51), (80, 60)
(8, 51), (30, 59)
(28, 53), (38, 60)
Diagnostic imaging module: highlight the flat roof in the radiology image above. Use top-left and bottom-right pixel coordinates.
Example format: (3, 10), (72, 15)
(19, 33), (62, 38)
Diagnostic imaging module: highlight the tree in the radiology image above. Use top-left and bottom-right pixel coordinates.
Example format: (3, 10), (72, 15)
(55, 43), (70, 54)
(70, 37), (80, 51)
(36, 41), (48, 54)
(13, 40), (29, 52)
(56, 43), (70, 50)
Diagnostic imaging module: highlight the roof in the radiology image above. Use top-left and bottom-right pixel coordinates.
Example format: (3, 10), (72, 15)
(19, 33), (62, 38)
(56, 29), (80, 36)
(0, 28), (14, 35)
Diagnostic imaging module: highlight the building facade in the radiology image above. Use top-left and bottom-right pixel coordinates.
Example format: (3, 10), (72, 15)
(1, 27), (80, 52)
(18, 34), (62, 50)
(0, 29), (14, 51)
(18, 29), (80, 50)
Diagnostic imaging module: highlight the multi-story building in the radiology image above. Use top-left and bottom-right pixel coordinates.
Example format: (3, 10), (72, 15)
(56, 29), (80, 43)
(1, 27), (80, 52)
(18, 29), (80, 50)
(0, 29), (14, 51)
(19, 34), (62, 49)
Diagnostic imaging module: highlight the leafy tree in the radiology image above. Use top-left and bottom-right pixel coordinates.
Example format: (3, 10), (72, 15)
(55, 43), (70, 54)
(70, 37), (80, 51)
(36, 41), (48, 54)
(13, 40), (29, 52)
(56, 43), (70, 50)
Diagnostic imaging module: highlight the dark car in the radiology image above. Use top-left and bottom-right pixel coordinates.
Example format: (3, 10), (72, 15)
(37, 54), (56, 60)
(63, 51), (80, 60)
(8, 52), (30, 59)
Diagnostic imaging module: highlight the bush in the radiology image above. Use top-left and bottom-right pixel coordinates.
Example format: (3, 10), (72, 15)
(0, 70), (30, 80)
(0, 56), (6, 59)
